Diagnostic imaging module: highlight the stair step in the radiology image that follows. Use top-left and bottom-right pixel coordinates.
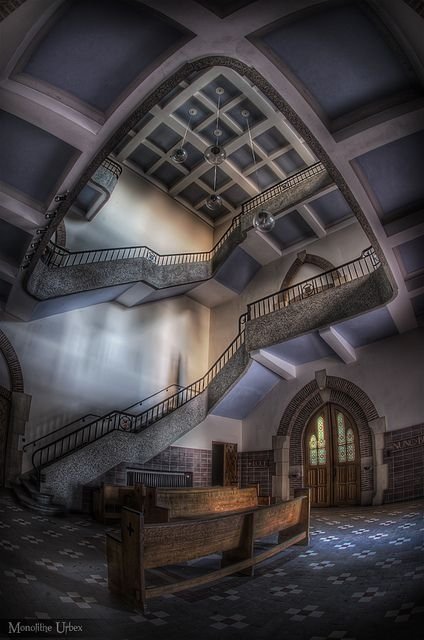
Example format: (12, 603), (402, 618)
(13, 485), (66, 516)
(20, 478), (54, 505)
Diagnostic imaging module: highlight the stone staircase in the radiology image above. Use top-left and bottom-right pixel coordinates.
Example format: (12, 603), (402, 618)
(13, 473), (66, 515)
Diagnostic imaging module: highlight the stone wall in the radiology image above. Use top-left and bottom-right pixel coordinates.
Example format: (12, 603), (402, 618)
(384, 423), (424, 503)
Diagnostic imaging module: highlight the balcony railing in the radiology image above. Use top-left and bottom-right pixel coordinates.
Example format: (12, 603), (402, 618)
(41, 162), (325, 269)
(247, 247), (380, 321)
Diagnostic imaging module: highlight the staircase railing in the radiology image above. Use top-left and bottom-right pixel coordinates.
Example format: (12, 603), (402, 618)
(24, 384), (182, 453)
(247, 247), (380, 320)
(31, 326), (247, 476)
(41, 162), (325, 268)
(31, 245), (378, 478)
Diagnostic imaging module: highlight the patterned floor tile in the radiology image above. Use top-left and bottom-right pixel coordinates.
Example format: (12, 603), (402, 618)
(327, 573), (356, 585)
(286, 605), (324, 621)
(131, 611), (169, 626)
(270, 583), (302, 596)
(209, 613), (248, 629)
(35, 558), (64, 571)
(4, 568), (37, 584)
(385, 602), (424, 623)
(59, 592), (97, 608)
(351, 587), (385, 603)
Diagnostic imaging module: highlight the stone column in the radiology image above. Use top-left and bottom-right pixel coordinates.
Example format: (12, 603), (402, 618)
(272, 434), (290, 501)
(369, 416), (388, 505)
(4, 392), (32, 487)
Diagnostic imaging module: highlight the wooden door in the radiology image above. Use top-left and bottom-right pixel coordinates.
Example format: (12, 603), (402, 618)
(223, 443), (238, 486)
(330, 405), (360, 506)
(304, 405), (360, 507)
(212, 442), (238, 486)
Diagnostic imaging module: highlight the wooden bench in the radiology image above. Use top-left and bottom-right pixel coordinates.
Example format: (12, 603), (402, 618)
(92, 484), (144, 523)
(142, 485), (264, 522)
(106, 488), (310, 612)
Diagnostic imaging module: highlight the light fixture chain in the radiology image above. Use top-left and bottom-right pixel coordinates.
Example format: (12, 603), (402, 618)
(246, 116), (259, 191)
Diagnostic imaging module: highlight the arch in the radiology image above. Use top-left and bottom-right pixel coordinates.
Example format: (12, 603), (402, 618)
(280, 251), (337, 290)
(0, 330), (24, 393)
(274, 373), (382, 505)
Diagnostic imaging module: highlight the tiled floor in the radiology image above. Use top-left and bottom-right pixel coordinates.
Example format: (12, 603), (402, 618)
(0, 490), (422, 639)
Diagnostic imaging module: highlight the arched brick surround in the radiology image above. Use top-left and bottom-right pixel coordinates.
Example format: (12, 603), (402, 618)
(274, 372), (384, 505)
(0, 330), (24, 393)
(280, 251), (337, 290)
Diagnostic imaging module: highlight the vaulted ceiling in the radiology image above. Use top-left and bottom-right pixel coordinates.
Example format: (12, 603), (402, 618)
(0, 0), (422, 346)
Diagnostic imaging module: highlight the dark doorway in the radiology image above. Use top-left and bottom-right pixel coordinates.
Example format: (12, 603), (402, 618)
(212, 442), (238, 486)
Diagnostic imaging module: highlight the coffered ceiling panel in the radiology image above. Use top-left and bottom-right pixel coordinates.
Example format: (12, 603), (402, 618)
(309, 189), (354, 229)
(354, 130), (424, 226)
(0, 109), (77, 205)
(251, 2), (421, 125)
(0, 218), (31, 266)
(16, 0), (191, 113)
(115, 67), (315, 224)
(270, 210), (317, 249)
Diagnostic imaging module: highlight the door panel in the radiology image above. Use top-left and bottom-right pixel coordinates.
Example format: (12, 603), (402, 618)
(304, 404), (360, 507)
(223, 443), (238, 486)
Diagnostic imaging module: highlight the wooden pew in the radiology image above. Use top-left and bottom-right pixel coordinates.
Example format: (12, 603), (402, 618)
(143, 485), (260, 522)
(106, 488), (310, 612)
(92, 484), (145, 523)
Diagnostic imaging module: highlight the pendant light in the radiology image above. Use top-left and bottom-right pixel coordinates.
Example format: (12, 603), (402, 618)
(244, 109), (275, 232)
(205, 87), (226, 211)
(170, 107), (197, 164)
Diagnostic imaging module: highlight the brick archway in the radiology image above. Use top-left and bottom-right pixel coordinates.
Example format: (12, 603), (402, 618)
(0, 330), (24, 393)
(273, 371), (386, 505)
(280, 251), (337, 290)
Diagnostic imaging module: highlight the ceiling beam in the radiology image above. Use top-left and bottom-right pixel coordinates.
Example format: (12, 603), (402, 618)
(319, 327), (357, 363)
(251, 349), (297, 379)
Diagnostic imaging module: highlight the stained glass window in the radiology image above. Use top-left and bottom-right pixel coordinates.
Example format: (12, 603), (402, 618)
(337, 412), (345, 445)
(309, 437), (317, 465)
(346, 428), (355, 461)
(309, 415), (326, 465)
(336, 413), (356, 463)
(317, 416), (325, 446)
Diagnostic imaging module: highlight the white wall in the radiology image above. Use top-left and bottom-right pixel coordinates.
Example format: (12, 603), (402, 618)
(0, 296), (210, 443)
(241, 327), (424, 451)
(66, 166), (213, 254)
(174, 414), (242, 450)
(209, 221), (369, 362)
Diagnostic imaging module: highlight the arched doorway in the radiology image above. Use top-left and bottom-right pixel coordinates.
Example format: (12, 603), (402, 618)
(304, 404), (360, 507)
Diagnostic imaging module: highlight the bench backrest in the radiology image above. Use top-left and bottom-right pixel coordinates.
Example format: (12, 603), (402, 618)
(146, 485), (259, 520)
(106, 489), (310, 611)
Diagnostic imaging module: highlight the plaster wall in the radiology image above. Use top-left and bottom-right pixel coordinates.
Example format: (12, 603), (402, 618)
(0, 295), (210, 457)
(242, 326), (424, 451)
(66, 166), (213, 254)
(209, 222), (369, 362)
(173, 414), (242, 450)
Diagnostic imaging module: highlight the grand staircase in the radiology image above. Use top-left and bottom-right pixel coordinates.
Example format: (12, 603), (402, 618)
(16, 247), (391, 512)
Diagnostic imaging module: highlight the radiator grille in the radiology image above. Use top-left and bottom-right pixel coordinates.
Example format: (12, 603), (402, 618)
(126, 468), (193, 488)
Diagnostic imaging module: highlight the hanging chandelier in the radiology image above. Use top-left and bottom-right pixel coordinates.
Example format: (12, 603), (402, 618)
(171, 87), (227, 212)
(243, 108), (275, 233)
(170, 107), (198, 164)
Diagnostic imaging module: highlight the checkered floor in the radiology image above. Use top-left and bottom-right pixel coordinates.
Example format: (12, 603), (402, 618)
(0, 490), (422, 639)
